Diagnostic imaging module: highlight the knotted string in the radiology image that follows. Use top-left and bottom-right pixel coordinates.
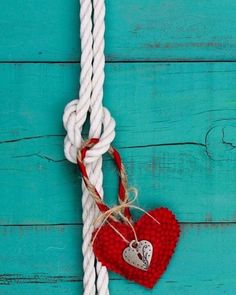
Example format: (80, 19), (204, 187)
(77, 138), (160, 246)
(77, 138), (131, 222)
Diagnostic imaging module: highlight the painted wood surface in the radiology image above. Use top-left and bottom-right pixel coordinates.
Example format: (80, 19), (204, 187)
(0, 1), (236, 294)
(0, 63), (236, 224)
(0, 0), (236, 61)
(0, 224), (235, 294)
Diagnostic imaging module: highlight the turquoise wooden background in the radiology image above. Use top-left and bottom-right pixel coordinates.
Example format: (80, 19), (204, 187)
(0, 0), (236, 294)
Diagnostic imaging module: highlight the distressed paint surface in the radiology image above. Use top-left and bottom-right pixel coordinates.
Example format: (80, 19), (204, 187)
(0, 0), (236, 61)
(0, 63), (236, 224)
(0, 1), (236, 294)
(0, 224), (235, 294)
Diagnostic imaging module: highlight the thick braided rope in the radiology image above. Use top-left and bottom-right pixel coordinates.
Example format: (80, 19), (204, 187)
(64, 1), (97, 294)
(63, 0), (116, 294)
(77, 1), (96, 294)
(90, 2), (109, 292)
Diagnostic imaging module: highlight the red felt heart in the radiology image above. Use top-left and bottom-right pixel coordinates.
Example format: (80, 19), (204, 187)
(92, 207), (180, 288)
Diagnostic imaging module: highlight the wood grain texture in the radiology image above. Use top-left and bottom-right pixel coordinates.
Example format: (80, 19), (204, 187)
(0, 0), (236, 61)
(0, 63), (236, 224)
(0, 224), (235, 294)
(1, 1), (236, 294)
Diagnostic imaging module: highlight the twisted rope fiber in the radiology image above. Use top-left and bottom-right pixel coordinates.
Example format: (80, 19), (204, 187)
(90, 0), (111, 294)
(63, 0), (116, 294)
(75, 1), (97, 294)
(89, 0), (109, 293)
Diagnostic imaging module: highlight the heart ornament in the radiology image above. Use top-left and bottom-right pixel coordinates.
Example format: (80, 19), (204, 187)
(92, 207), (180, 289)
(77, 139), (181, 289)
(123, 239), (153, 271)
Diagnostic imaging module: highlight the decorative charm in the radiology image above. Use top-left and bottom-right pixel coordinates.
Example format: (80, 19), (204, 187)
(123, 240), (153, 271)
(77, 138), (181, 289)
(92, 207), (180, 289)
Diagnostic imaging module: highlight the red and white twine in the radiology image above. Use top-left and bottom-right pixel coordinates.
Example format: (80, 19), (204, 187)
(77, 138), (132, 222)
(77, 138), (160, 245)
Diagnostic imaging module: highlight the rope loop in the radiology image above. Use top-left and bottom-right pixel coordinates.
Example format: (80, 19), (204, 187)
(77, 138), (132, 222)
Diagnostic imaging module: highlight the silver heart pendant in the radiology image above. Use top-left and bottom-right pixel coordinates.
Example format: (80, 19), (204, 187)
(122, 240), (153, 271)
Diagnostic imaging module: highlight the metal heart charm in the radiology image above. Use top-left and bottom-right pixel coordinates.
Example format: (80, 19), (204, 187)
(122, 240), (153, 271)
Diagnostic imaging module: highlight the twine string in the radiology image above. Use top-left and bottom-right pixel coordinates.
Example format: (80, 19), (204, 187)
(77, 138), (132, 222)
(77, 138), (160, 246)
(91, 190), (160, 245)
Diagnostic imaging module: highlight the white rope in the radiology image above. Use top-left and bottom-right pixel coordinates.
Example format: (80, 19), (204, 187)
(63, 0), (114, 294)
(91, 1), (110, 294)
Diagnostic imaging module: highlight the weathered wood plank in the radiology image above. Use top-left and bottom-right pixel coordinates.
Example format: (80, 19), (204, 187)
(0, 63), (236, 223)
(0, 224), (235, 294)
(1, 137), (236, 224)
(0, 0), (236, 61)
(1, 62), (236, 145)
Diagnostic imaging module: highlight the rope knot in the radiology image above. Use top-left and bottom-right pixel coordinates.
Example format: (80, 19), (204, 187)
(63, 104), (116, 164)
(77, 138), (100, 163)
